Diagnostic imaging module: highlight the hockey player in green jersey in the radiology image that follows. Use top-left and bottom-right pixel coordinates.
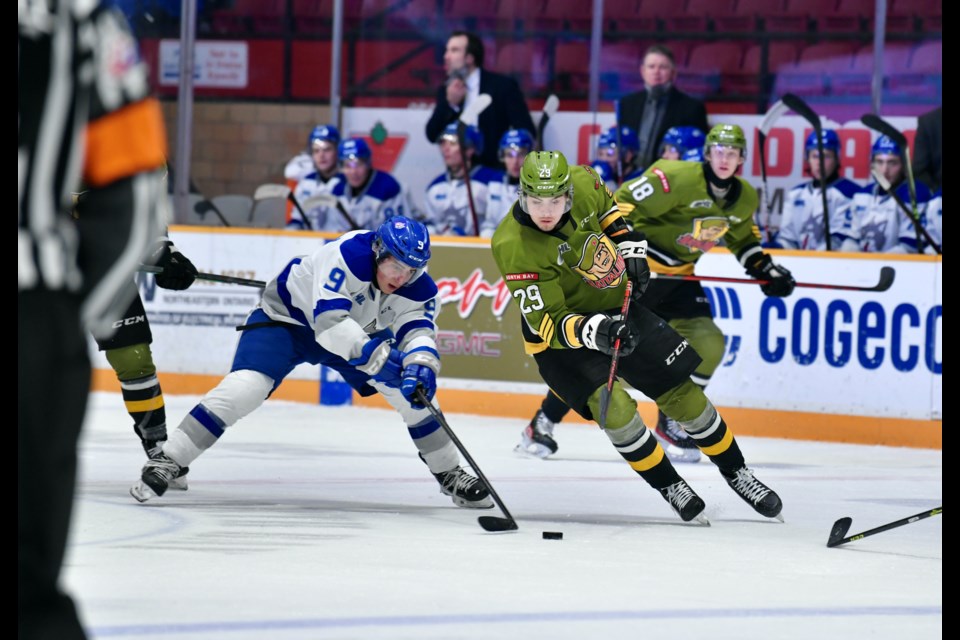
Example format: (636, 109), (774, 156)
(491, 150), (784, 523)
(518, 124), (796, 465)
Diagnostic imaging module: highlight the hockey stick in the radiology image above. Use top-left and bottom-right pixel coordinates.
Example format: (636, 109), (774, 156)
(194, 198), (232, 227)
(254, 183), (316, 231)
(613, 99), (624, 184)
(302, 192), (360, 231)
(535, 94), (559, 151)
(782, 93), (832, 250)
(455, 93), (492, 236)
(598, 280), (633, 429)
(140, 264), (266, 288)
(757, 99), (789, 243)
(415, 388), (518, 533)
(871, 169), (941, 254)
(827, 506), (942, 548)
(861, 114), (923, 250)
(650, 266), (895, 292)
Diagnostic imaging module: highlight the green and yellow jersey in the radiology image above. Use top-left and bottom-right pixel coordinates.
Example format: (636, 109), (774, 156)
(615, 160), (762, 275)
(492, 165), (632, 354)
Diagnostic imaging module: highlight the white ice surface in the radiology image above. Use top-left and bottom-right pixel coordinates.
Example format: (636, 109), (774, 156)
(64, 392), (942, 640)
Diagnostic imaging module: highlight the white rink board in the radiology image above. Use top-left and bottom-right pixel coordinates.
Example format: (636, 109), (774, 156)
(91, 229), (941, 420)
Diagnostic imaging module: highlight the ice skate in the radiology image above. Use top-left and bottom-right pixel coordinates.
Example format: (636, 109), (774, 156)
(514, 409), (559, 459)
(659, 479), (709, 524)
(434, 466), (494, 509)
(722, 466), (783, 521)
(130, 453), (182, 503)
(652, 411), (702, 463)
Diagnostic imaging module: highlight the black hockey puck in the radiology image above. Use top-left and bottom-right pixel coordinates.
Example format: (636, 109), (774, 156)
(542, 531), (563, 540)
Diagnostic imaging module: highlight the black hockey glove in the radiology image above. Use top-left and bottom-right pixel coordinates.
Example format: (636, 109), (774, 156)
(148, 239), (198, 290)
(745, 253), (796, 297)
(577, 313), (639, 357)
(616, 231), (651, 300)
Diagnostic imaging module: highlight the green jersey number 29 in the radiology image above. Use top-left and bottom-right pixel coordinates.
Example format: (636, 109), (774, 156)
(513, 284), (544, 314)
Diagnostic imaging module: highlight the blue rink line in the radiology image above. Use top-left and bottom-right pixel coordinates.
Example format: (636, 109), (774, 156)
(91, 606), (942, 637)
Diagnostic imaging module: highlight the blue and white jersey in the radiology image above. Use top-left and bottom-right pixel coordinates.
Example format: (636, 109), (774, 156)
(777, 176), (860, 250)
(259, 230), (440, 363)
(424, 166), (512, 237)
(848, 181), (931, 253)
(289, 170), (344, 230)
(925, 189), (942, 250)
(284, 152), (314, 182)
(291, 170), (410, 233)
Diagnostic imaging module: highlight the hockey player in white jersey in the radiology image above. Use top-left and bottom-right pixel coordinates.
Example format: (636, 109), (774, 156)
(424, 123), (511, 237)
(846, 136), (932, 253)
(287, 125), (344, 230)
(658, 126), (705, 162)
(498, 128), (534, 206)
(293, 138), (412, 232)
(130, 217), (493, 509)
(594, 125), (642, 190)
(286, 124), (341, 184)
(775, 130), (861, 251)
(926, 188), (942, 250)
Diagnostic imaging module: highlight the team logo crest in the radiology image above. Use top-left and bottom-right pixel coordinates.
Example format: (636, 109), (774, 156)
(677, 217), (730, 253)
(570, 233), (625, 289)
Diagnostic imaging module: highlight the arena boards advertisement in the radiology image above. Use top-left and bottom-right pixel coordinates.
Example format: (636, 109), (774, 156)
(90, 229), (941, 423)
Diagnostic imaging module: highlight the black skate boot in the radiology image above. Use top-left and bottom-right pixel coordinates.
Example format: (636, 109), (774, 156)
(652, 411), (701, 463)
(721, 466), (783, 521)
(659, 479), (709, 524)
(514, 409), (559, 459)
(130, 453), (182, 503)
(142, 439), (189, 490)
(434, 466), (494, 509)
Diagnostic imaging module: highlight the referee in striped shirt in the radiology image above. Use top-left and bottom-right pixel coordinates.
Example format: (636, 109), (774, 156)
(19, 3), (167, 637)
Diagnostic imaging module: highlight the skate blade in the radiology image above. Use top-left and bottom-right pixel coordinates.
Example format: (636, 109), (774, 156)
(652, 434), (702, 464)
(167, 476), (189, 491)
(130, 481), (158, 503)
(513, 442), (553, 459)
(449, 494), (495, 509)
(693, 513), (711, 526)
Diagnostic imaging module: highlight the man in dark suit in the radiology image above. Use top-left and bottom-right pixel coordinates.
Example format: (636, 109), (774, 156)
(913, 105), (941, 192)
(426, 31), (535, 170)
(618, 44), (710, 169)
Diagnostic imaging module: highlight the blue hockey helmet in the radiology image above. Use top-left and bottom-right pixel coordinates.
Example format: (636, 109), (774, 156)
(590, 160), (614, 184)
(871, 135), (902, 159)
(375, 216), (431, 272)
(805, 129), (841, 155)
(440, 122), (484, 155)
(499, 128), (534, 159)
(338, 137), (372, 164)
(660, 126), (706, 162)
(308, 124), (340, 150)
(597, 125), (640, 154)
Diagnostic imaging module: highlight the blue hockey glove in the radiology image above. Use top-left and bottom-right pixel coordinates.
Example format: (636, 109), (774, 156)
(348, 338), (403, 388)
(400, 347), (440, 409)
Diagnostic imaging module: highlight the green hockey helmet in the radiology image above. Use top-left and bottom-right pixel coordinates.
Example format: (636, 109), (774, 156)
(704, 124), (747, 158)
(519, 151), (574, 214)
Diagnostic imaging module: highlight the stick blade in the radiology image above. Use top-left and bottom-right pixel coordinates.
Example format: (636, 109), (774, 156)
(460, 93), (492, 125)
(542, 94), (560, 118)
(874, 266), (896, 292)
(253, 183), (290, 200)
(758, 99), (788, 136)
(781, 93), (822, 132)
(827, 517), (853, 547)
(478, 516), (519, 533)
(860, 113), (908, 148)
(301, 192), (338, 210)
